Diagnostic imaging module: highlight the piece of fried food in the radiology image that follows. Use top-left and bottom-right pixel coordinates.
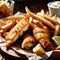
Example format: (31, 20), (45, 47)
(25, 7), (55, 29)
(22, 33), (35, 49)
(37, 9), (58, 25)
(6, 15), (25, 20)
(33, 26), (54, 51)
(29, 19), (54, 51)
(0, 20), (16, 35)
(5, 19), (30, 47)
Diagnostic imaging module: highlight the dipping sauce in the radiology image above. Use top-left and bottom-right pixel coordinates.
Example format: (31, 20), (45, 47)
(49, 1), (60, 8)
(47, 1), (60, 17)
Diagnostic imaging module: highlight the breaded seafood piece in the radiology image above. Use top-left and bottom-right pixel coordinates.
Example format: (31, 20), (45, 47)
(5, 19), (30, 47)
(22, 33), (35, 49)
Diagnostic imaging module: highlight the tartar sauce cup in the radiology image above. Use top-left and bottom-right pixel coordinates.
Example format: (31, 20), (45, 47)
(47, 1), (60, 17)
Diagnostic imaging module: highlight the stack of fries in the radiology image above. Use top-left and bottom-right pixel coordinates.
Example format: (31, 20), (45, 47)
(0, 7), (60, 55)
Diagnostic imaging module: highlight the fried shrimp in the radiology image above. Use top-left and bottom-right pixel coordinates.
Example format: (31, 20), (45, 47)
(22, 33), (35, 49)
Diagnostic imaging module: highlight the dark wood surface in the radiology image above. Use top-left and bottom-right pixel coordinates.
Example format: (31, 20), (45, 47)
(0, 0), (57, 60)
(14, 0), (49, 13)
(14, 0), (57, 13)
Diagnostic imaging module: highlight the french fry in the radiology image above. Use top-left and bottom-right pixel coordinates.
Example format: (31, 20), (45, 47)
(44, 15), (58, 25)
(1, 22), (13, 30)
(0, 30), (4, 34)
(54, 25), (60, 36)
(6, 14), (29, 21)
(0, 21), (15, 34)
(37, 12), (41, 17)
(52, 14), (57, 21)
(56, 46), (60, 50)
(37, 10), (58, 25)
(0, 19), (5, 24)
(40, 9), (44, 17)
(45, 11), (49, 16)
(0, 0), (8, 6)
(6, 15), (25, 20)
(37, 9), (44, 17)
(25, 7), (55, 29)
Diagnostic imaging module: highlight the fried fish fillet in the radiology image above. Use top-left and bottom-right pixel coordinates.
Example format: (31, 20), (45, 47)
(5, 19), (30, 47)
(33, 25), (54, 51)
(29, 19), (54, 51)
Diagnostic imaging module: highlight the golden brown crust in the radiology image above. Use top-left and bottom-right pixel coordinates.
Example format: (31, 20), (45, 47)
(5, 19), (30, 47)
(22, 33), (35, 49)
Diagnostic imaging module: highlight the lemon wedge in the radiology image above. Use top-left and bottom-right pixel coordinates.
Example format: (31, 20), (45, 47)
(33, 43), (45, 55)
(52, 36), (60, 46)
